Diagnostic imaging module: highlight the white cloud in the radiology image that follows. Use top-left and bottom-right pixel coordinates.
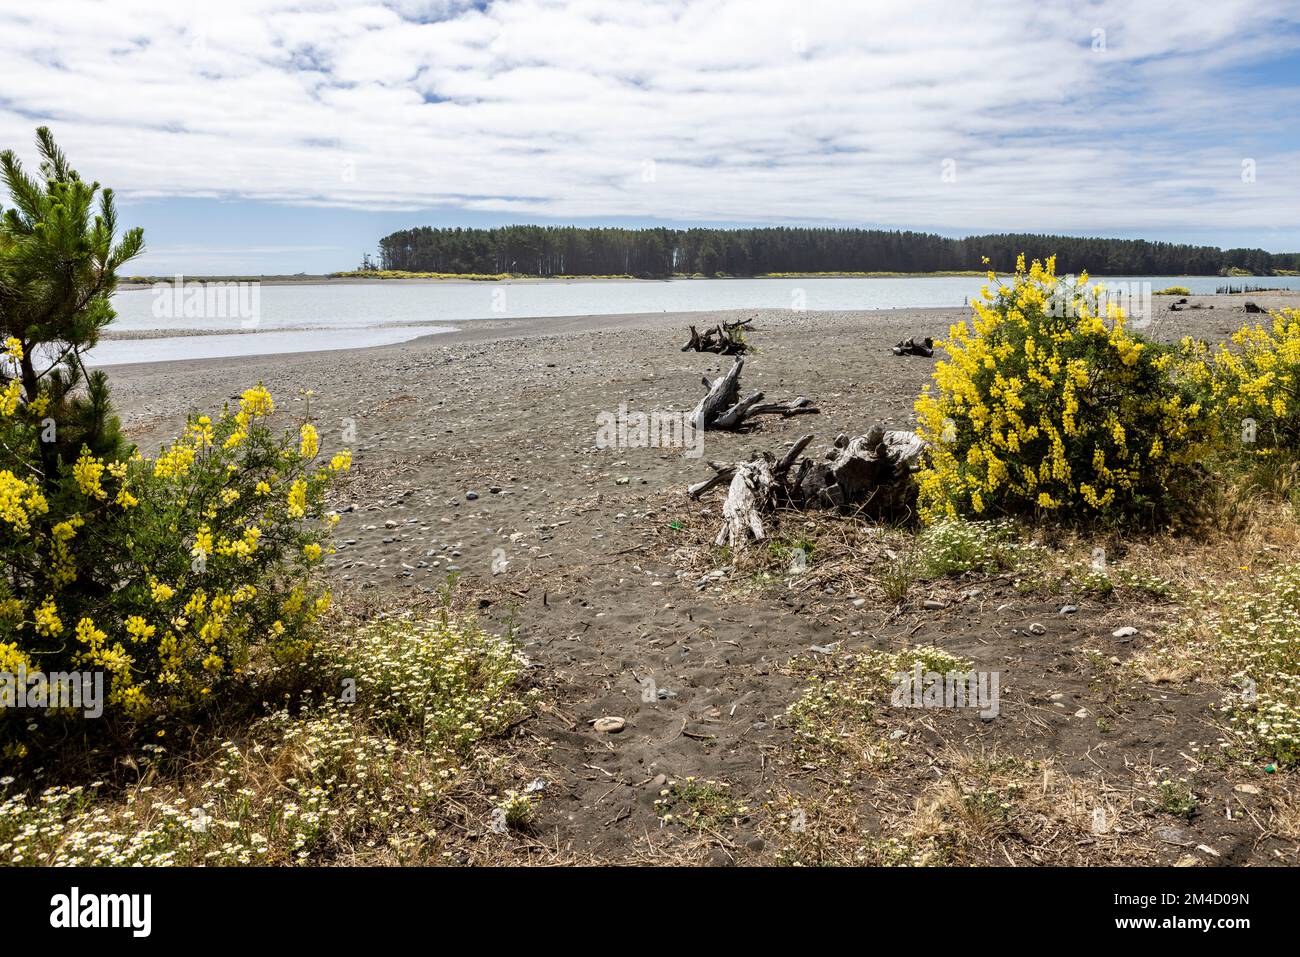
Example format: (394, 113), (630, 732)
(1, 0), (1299, 238)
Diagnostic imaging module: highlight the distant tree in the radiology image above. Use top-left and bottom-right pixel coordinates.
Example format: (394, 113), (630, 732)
(0, 126), (144, 476)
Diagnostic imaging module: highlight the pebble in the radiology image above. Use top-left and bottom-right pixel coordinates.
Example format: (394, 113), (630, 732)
(922, 599), (945, 610)
(1155, 825), (1192, 845)
(1028, 622), (1046, 635)
(592, 716), (625, 733)
(466, 491), (479, 500)
(1059, 604), (1078, 615)
(851, 598), (867, 608)
(1112, 626), (1139, 639)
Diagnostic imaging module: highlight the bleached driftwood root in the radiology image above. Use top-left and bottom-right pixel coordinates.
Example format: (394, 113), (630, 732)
(682, 318), (754, 354)
(689, 357), (819, 432)
(689, 427), (924, 547)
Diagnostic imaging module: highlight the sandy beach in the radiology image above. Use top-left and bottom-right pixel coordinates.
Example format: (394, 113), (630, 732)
(96, 291), (1300, 864)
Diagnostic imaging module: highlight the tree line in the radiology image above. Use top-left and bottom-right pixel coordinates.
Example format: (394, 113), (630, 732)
(370, 225), (1300, 277)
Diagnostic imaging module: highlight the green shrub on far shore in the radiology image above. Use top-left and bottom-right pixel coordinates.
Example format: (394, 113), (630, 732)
(1154, 286), (1191, 296)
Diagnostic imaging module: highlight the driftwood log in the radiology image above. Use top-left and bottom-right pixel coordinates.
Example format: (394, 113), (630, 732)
(689, 426), (925, 547)
(891, 336), (934, 358)
(683, 318), (754, 354)
(690, 357), (819, 432)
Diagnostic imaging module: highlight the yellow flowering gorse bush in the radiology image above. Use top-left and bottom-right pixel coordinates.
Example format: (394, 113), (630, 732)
(915, 255), (1212, 523)
(1179, 307), (1300, 453)
(1, 383), (349, 724)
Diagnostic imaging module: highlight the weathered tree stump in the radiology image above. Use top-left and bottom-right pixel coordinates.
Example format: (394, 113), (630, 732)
(689, 427), (924, 547)
(690, 357), (819, 432)
(891, 336), (934, 357)
(682, 318), (754, 354)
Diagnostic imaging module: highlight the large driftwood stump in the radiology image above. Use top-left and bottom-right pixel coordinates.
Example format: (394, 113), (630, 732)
(683, 318), (754, 354)
(689, 428), (923, 547)
(798, 426), (925, 514)
(690, 357), (819, 432)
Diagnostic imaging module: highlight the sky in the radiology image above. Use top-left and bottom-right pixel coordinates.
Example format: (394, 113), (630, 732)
(2, 0), (1300, 274)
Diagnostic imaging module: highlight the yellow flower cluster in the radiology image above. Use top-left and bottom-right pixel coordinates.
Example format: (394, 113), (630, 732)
(0, 380), (21, 417)
(299, 423), (319, 459)
(1185, 307), (1300, 449)
(33, 597), (62, 637)
(0, 469), (48, 532)
(72, 450), (108, 500)
(915, 255), (1209, 522)
(287, 479), (307, 519)
(239, 385), (274, 418)
(1, 382), (348, 723)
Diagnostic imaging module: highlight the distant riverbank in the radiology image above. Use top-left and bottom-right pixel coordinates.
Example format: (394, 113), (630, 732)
(121, 270), (991, 289)
(120, 269), (1300, 290)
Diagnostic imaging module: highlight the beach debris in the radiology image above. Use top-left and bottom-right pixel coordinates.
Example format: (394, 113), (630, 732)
(682, 317), (754, 354)
(690, 356), (819, 432)
(891, 336), (934, 357)
(591, 716), (626, 733)
(688, 426), (924, 547)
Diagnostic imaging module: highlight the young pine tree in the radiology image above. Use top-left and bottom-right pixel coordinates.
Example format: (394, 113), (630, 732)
(0, 127), (143, 474)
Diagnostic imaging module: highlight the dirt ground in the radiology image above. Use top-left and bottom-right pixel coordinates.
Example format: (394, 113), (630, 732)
(106, 291), (1300, 865)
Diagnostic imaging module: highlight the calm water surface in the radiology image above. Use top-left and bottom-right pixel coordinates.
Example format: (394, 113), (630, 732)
(93, 275), (1300, 366)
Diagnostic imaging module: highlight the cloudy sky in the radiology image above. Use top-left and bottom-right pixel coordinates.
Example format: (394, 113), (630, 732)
(2, 0), (1299, 273)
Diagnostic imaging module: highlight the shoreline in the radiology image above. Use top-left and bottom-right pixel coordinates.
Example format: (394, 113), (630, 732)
(93, 305), (968, 375)
(97, 289), (1300, 372)
(116, 272), (1300, 291)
